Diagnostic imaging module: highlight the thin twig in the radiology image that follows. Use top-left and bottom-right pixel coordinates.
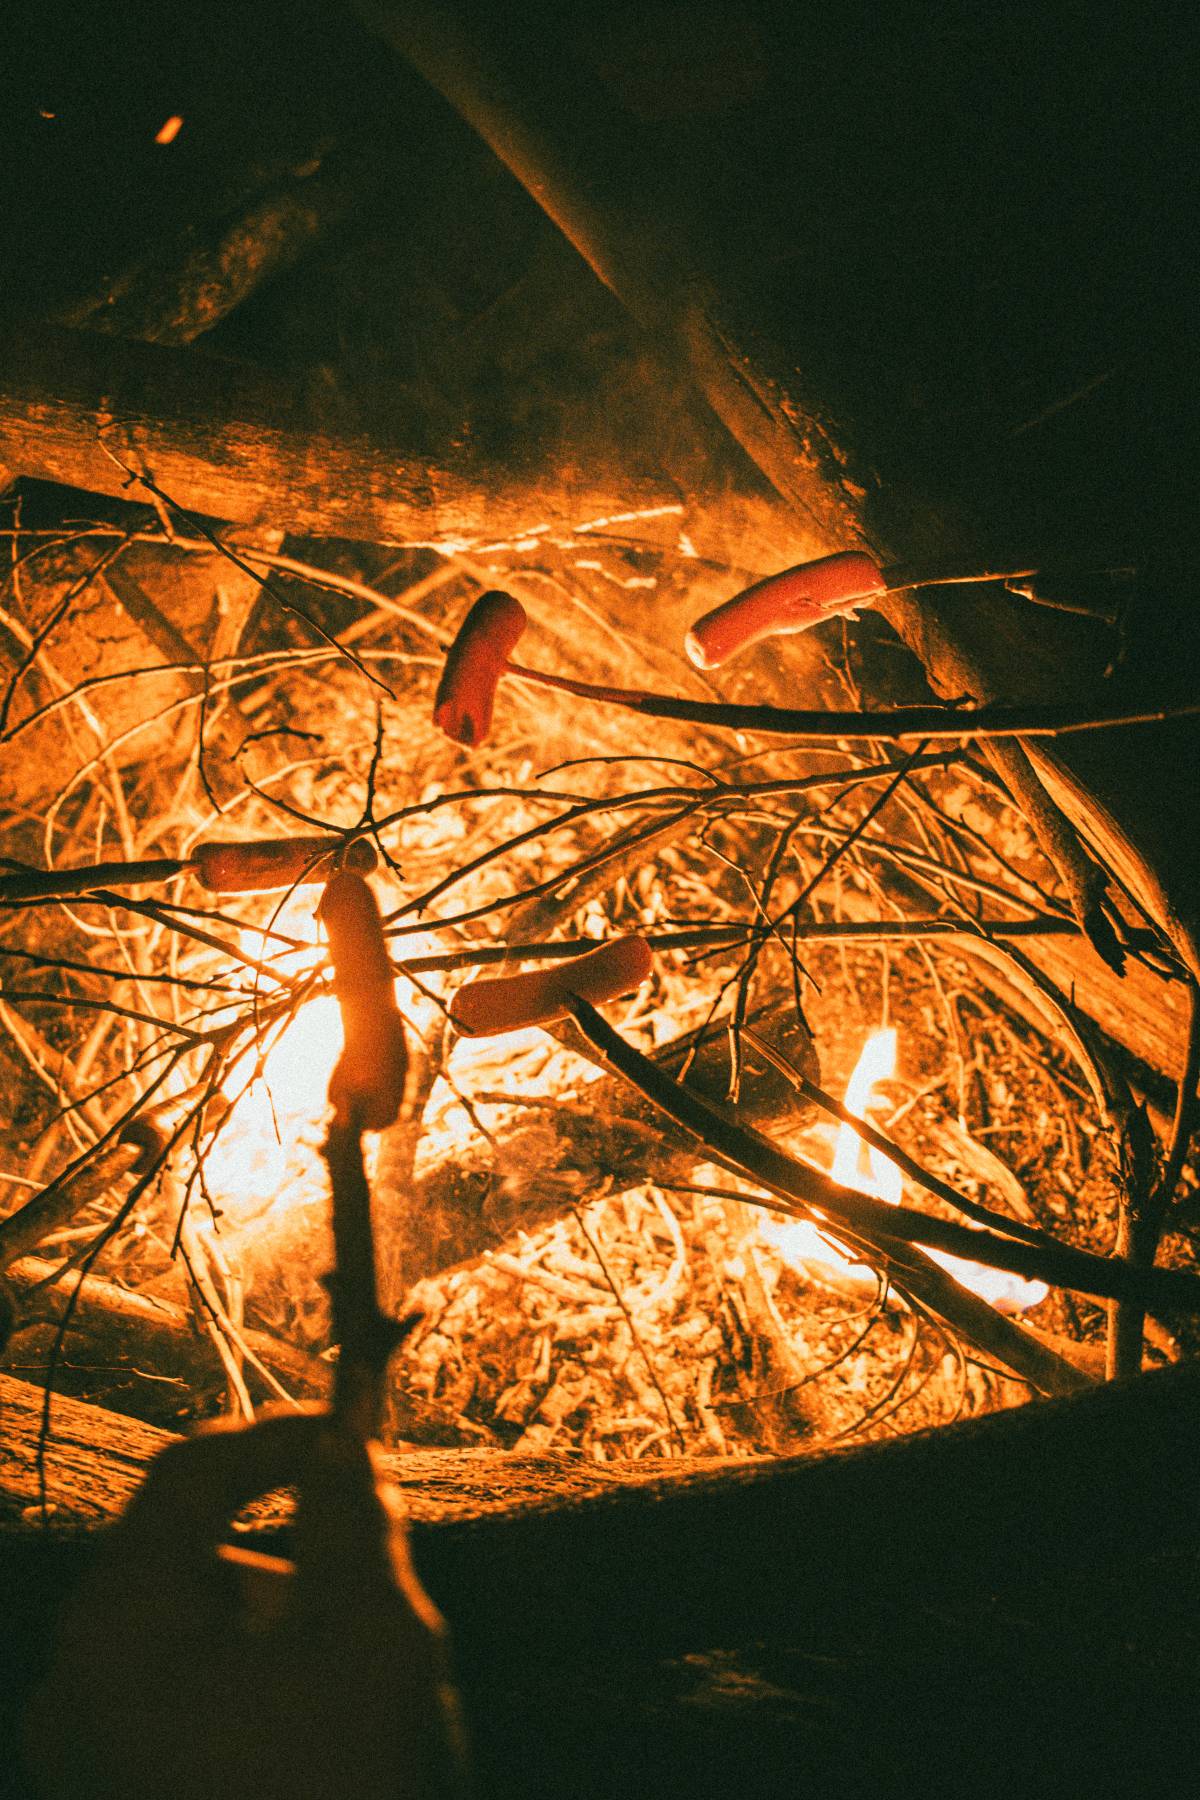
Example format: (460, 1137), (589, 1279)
(94, 447), (394, 697)
(572, 1203), (687, 1453)
(1108, 980), (1200, 1378)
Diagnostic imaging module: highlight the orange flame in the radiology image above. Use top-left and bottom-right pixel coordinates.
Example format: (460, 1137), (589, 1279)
(203, 898), (452, 1221)
(764, 1027), (1047, 1315)
(831, 1027), (903, 1205)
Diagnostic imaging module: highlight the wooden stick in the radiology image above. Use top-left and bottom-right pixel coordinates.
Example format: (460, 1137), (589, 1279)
(507, 663), (1200, 742)
(0, 1142), (147, 1275)
(740, 1026), (1058, 1250)
(388, 915), (1084, 977)
(0, 835), (376, 904)
(0, 857), (185, 902)
(321, 1120), (403, 1440)
(320, 872), (413, 1435)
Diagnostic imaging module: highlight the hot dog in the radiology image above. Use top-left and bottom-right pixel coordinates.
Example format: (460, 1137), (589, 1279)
(192, 835), (376, 894)
(319, 871), (408, 1129)
(433, 591), (527, 746)
(450, 936), (653, 1037)
(685, 551), (886, 669)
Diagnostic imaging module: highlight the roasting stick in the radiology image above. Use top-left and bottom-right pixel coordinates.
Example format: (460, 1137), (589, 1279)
(321, 1118), (404, 1440)
(319, 868), (411, 1440)
(432, 580), (1190, 749)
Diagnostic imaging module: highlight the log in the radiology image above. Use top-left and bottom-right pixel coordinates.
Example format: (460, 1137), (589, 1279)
(58, 166), (352, 349)
(986, 932), (1191, 1113)
(2, 1258), (331, 1411)
(5, 1358), (1200, 1662)
(1, 980), (1093, 1403)
(5, 1365), (1200, 1800)
(0, 1006), (813, 1308)
(0, 1143), (145, 1275)
(1, 1256), (561, 1446)
(0, 1371), (681, 1529)
(1, 1371), (178, 1524)
(0, 320), (791, 569)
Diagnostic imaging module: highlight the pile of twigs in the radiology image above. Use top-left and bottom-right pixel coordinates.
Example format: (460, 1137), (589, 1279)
(1, 487), (1196, 1457)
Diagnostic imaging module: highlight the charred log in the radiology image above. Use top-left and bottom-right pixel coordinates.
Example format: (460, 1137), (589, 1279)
(0, 322), (655, 551)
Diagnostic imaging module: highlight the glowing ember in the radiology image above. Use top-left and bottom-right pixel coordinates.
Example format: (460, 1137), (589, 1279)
(764, 1027), (1047, 1315)
(154, 114), (184, 145)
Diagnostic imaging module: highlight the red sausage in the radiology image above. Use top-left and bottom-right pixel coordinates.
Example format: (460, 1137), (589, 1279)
(192, 835), (376, 893)
(319, 871), (408, 1130)
(433, 591), (527, 746)
(685, 552), (885, 669)
(450, 936), (653, 1037)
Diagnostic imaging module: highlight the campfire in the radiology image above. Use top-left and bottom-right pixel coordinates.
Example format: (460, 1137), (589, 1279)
(2, 10), (1199, 1800)
(2, 505), (1193, 1469)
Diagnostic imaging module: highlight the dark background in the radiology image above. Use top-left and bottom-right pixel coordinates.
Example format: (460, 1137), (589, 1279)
(2, 0), (1196, 574)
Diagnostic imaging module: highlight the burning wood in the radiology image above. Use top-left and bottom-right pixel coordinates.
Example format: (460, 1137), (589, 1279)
(763, 1028), (1049, 1316)
(4, 495), (1196, 1472)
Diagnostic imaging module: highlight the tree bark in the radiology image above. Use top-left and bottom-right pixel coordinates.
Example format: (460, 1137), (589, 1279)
(0, 320), (789, 567)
